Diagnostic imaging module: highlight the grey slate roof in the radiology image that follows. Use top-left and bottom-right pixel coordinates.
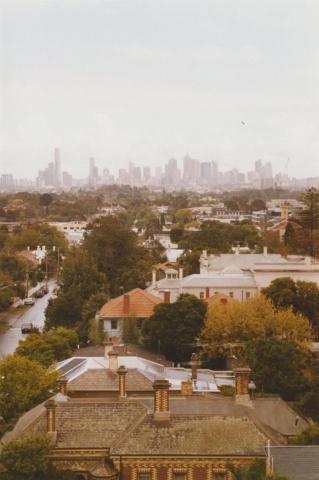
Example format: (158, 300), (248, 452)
(206, 254), (314, 271)
(181, 272), (257, 288)
(270, 446), (319, 480)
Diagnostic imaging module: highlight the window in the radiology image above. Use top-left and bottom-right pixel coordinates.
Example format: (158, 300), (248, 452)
(139, 475), (150, 480)
(214, 475), (227, 480)
(173, 473), (187, 480)
(229, 291), (234, 298)
(111, 319), (118, 330)
(200, 292), (205, 299)
(246, 291), (251, 299)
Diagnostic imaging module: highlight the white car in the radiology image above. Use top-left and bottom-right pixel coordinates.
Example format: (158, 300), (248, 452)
(24, 297), (35, 306)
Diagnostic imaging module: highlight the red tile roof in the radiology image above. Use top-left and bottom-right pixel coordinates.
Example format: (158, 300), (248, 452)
(98, 288), (161, 319)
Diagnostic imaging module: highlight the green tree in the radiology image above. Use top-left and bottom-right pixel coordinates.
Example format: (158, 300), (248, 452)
(88, 317), (106, 345)
(245, 338), (308, 401)
(0, 355), (57, 422)
(142, 294), (207, 362)
(16, 328), (78, 367)
(39, 193), (53, 216)
(175, 208), (193, 225)
(229, 459), (287, 479)
(263, 278), (319, 334)
(289, 423), (319, 445)
(298, 187), (319, 257)
(0, 434), (51, 480)
(170, 226), (185, 244)
(83, 216), (162, 295)
(45, 250), (107, 332)
(122, 316), (140, 344)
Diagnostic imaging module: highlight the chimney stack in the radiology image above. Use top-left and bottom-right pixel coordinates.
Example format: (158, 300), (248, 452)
(108, 350), (119, 371)
(45, 399), (56, 433)
(263, 246), (268, 257)
(153, 379), (170, 421)
(163, 290), (171, 304)
(104, 340), (114, 360)
(58, 376), (68, 396)
(179, 268), (183, 280)
(181, 379), (193, 396)
(117, 365), (128, 399)
(234, 367), (252, 405)
(123, 294), (130, 315)
(191, 353), (198, 380)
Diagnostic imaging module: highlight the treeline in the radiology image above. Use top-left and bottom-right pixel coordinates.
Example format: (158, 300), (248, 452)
(45, 215), (165, 340)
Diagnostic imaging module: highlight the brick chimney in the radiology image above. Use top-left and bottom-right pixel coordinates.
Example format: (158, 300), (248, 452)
(104, 340), (114, 360)
(58, 376), (68, 396)
(153, 379), (170, 421)
(181, 379), (193, 396)
(263, 246), (268, 257)
(45, 399), (56, 433)
(234, 367), (252, 405)
(191, 353), (198, 380)
(117, 365), (128, 399)
(123, 294), (130, 315)
(108, 350), (119, 371)
(163, 290), (170, 304)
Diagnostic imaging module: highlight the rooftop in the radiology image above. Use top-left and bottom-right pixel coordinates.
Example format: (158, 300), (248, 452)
(98, 288), (161, 318)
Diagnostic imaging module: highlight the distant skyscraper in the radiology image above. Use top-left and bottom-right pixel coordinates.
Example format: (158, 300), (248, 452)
(89, 157), (99, 187)
(183, 155), (200, 183)
(54, 148), (62, 186)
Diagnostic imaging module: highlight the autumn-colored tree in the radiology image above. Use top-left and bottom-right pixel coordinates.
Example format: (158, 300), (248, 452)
(200, 295), (312, 359)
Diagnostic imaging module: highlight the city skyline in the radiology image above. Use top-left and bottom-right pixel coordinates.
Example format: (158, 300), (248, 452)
(1, 1), (319, 178)
(2, 147), (318, 192)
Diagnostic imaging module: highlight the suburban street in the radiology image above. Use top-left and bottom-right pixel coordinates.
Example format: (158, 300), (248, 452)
(0, 280), (56, 358)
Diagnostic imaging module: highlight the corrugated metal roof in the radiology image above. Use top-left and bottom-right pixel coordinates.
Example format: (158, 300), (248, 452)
(270, 446), (319, 480)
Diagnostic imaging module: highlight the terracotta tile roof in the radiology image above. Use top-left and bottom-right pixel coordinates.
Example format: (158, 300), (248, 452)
(69, 369), (153, 392)
(206, 293), (233, 306)
(98, 288), (161, 318)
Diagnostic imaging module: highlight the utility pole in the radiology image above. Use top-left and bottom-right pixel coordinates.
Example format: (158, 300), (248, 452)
(25, 270), (29, 299)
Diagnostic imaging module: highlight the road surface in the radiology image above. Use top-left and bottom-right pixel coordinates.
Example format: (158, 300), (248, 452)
(0, 281), (56, 358)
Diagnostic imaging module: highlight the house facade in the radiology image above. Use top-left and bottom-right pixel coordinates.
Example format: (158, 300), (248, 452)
(97, 289), (161, 341)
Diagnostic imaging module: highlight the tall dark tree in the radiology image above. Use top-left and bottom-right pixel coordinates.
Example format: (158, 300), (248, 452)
(142, 294), (207, 363)
(245, 338), (308, 401)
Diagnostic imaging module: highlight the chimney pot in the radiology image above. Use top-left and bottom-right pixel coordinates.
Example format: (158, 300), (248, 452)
(263, 246), (268, 256)
(58, 376), (68, 396)
(123, 294), (130, 315)
(153, 379), (170, 421)
(163, 290), (171, 304)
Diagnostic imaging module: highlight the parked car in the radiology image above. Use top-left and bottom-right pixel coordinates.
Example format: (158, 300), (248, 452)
(24, 297), (35, 306)
(33, 289), (45, 298)
(21, 323), (34, 334)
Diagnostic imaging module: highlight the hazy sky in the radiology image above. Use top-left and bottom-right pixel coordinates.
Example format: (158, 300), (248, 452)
(1, 0), (319, 179)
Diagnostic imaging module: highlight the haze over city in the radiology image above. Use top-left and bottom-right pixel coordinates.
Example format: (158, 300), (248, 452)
(1, 0), (319, 179)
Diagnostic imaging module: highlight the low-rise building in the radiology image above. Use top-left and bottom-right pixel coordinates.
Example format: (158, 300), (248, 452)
(97, 288), (161, 341)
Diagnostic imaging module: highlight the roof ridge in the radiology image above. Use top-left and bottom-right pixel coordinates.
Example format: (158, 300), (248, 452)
(111, 404), (148, 452)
